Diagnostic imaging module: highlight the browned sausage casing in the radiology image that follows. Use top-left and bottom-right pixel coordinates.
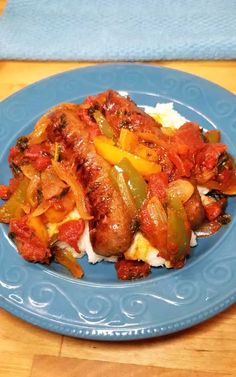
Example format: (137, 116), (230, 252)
(45, 104), (133, 257)
(184, 188), (205, 230)
(84, 89), (163, 137)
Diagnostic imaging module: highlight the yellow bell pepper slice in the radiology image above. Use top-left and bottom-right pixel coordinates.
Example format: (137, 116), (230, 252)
(27, 215), (49, 246)
(119, 129), (158, 162)
(135, 144), (158, 162)
(94, 136), (161, 176)
(119, 129), (138, 153)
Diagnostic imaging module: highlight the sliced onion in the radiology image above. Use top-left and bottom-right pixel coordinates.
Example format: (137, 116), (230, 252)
(222, 171), (236, 195)
(54, 248), (84, 279)
(51, 160), (92, 220)
(21, 203), (31, 215)
(41, 165), (67, 200)
(26, 174), (41, 207)
(137, 132), (168, 148)
(28, 116), (50, 144)
(31, 200), (51, 217)
(168, 179), (194, 204)
(147, 196), (167, 224)
(223, 187), (236, 195)
(203, 170), (236, 195)
(21, 164), (39, 180)
(195, 221), (221, 238)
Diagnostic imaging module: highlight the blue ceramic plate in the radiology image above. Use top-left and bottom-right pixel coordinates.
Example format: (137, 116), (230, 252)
(0, 64), (235, 340)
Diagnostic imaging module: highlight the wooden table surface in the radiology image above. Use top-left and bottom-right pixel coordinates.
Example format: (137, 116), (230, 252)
(0, 60), (235, 377)
(0, 0), (236, 371)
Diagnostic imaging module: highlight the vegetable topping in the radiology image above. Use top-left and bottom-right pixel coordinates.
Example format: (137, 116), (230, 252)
(0, 90), (235, 280)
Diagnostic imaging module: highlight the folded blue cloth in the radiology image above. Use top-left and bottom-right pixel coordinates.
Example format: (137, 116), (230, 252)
(0, 0), (235, 60)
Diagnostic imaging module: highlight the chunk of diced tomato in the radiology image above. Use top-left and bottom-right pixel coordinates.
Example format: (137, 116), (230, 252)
(0, 184), (10, 200)
(58, 219), (85, 252)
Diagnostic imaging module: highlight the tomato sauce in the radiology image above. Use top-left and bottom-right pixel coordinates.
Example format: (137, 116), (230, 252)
(58, 219), (85, 252)
(9, 216), (51, 263)
(0, 90), (235, 280)
(115, 258), (150, 280)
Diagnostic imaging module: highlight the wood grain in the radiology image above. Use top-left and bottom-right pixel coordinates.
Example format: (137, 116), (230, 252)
(61, 305), (236, 375)
(0, 57), (235, 377)
(0, 61), (236, 101)
(0, 309), (61, 377)
(30, 355), (230, 377)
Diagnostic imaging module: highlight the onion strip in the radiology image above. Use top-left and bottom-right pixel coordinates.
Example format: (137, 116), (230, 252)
(31, 200), (51, 217)
(26, 175), (41, 208)
(51, 160), (92, 220)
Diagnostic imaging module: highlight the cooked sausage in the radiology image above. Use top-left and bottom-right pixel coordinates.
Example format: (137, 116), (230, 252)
(184, 188), (205, 230)
(83, 89), (163, 138)
(75, 145), (133, 256)
(45, 104), (133, 257)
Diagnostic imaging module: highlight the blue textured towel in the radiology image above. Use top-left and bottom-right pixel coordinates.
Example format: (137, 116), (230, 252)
(0, 0), (236, 60)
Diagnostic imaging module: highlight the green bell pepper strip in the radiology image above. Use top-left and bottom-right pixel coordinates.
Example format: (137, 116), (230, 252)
(117, 158), (148, 209)
(167, 196), (191, 266)
(0, 177), (29, 223)
(93, 110), (115, 139)
(110, 167), (137, 218)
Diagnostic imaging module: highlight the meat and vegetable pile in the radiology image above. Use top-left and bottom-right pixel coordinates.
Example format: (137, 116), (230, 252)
(0, 90), (235, 280)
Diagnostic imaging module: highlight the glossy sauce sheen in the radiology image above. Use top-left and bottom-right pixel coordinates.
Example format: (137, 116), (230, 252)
(45, 104), (134, 257)
(1, 89), (235, 275)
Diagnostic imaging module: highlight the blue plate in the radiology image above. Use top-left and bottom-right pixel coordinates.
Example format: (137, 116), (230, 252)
(0, 64), (235, 340)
